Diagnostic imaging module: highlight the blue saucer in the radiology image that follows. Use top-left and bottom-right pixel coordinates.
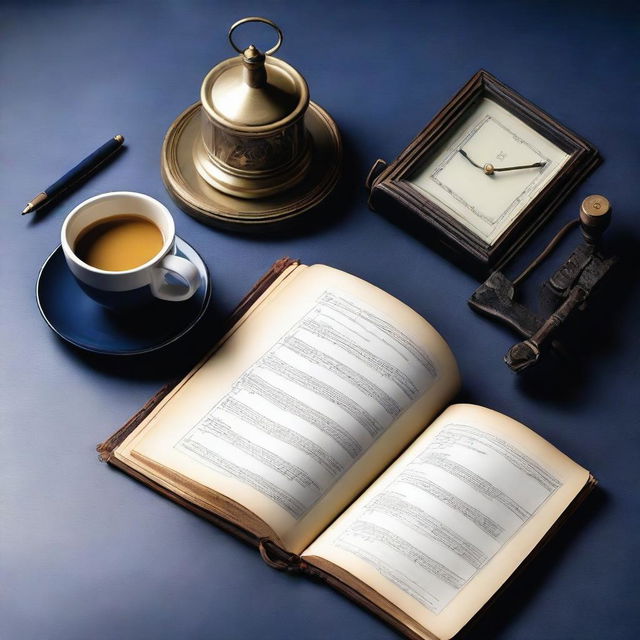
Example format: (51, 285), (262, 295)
(36, 236), (211, 355)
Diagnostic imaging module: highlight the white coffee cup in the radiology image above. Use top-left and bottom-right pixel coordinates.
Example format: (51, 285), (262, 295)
(61, 191), (201, 311)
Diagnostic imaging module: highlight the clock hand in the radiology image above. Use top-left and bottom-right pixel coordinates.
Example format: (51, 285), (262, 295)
(458, 149), (546, 175)
(458, 149), (484, 170)
(491, 161), (547, 173)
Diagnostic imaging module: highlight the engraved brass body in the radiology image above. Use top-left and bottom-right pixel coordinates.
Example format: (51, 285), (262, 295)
(195, 17), (313, 199)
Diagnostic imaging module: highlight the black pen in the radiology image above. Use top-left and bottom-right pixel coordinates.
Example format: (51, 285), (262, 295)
(21, 134), (125, 215)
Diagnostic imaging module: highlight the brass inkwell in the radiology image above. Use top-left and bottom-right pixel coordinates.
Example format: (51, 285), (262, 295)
(161, 17), (342, 229)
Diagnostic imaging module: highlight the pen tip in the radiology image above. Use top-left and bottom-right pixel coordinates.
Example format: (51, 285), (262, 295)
(21, 204), (33, 215)
(114, 134), (124, 143)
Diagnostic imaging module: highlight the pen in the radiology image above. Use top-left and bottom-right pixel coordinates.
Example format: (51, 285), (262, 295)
(21, 134), (125, 215)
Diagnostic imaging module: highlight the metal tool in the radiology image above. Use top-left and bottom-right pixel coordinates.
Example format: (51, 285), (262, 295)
(468, 195), (617, 372)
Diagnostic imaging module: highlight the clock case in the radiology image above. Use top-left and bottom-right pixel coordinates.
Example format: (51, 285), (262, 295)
(366, 70), (600, 278)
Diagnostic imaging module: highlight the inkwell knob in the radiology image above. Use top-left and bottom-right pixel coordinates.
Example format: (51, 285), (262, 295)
(229, 17), (283, 91)
(207, 16), (301, 128)
(242, 44), (267, 88)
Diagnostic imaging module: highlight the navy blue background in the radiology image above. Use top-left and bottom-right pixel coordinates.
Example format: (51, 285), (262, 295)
(2, 2), (639, 639)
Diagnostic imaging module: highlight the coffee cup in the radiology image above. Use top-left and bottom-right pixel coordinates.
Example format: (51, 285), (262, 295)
(61, 191), (201, 311)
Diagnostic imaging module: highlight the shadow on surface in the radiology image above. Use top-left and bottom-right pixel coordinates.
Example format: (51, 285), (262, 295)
(459, 225), (639, 406)
(55, 297), (227, 382)
(512, 228), (640, 405)
(462, 487), (608, 639)
(189, 129), (363, 240)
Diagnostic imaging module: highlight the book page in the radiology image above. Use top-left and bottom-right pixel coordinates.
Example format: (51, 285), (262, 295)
(304, 404), (589, 639)
(118, 265), (459, 553)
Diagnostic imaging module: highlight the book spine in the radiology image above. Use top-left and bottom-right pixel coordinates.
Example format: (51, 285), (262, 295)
(258, 539), (304, 571)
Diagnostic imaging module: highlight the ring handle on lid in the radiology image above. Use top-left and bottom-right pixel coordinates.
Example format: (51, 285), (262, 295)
(228, 17), (283, 56)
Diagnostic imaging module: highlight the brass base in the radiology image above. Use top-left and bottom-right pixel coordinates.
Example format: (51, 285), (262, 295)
(161, 102), (342, 229)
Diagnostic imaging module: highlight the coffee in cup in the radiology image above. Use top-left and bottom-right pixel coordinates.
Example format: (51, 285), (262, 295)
(74, 214), (164, 271)
(61, 192), (201, 311)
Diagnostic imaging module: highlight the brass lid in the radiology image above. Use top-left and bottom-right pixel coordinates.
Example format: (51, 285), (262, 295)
(200, 17), (309, 132)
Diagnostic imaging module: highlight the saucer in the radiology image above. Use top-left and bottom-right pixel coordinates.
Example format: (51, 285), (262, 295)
(36, 237), (211, 355)
(160, 101), (342, 230)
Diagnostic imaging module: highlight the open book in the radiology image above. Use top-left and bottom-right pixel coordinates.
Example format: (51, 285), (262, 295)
(98, 258), (595, 640)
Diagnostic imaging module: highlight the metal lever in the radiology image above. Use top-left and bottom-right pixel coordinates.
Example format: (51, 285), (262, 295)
(469, 195), (617, 372)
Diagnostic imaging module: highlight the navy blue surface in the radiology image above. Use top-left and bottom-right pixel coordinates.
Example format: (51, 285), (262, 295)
(36, 238), (210, 354)
(1, 2), (639, 639)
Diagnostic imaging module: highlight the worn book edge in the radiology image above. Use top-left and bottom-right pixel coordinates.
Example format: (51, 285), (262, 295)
(97, 256), (298, 460)
(96, 257), (300, 555)
(454, 473), (597, 638)
(300, 474), (597, 640)
(96, 256), (598, 639)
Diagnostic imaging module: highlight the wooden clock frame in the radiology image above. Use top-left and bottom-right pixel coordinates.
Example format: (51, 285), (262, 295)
(366, 70), (600, 278)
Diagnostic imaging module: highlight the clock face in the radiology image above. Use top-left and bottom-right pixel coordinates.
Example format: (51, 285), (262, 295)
(409, 98), (570, 246)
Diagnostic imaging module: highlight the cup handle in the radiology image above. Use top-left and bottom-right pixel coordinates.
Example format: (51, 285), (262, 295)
(150, 254), (201, 302)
